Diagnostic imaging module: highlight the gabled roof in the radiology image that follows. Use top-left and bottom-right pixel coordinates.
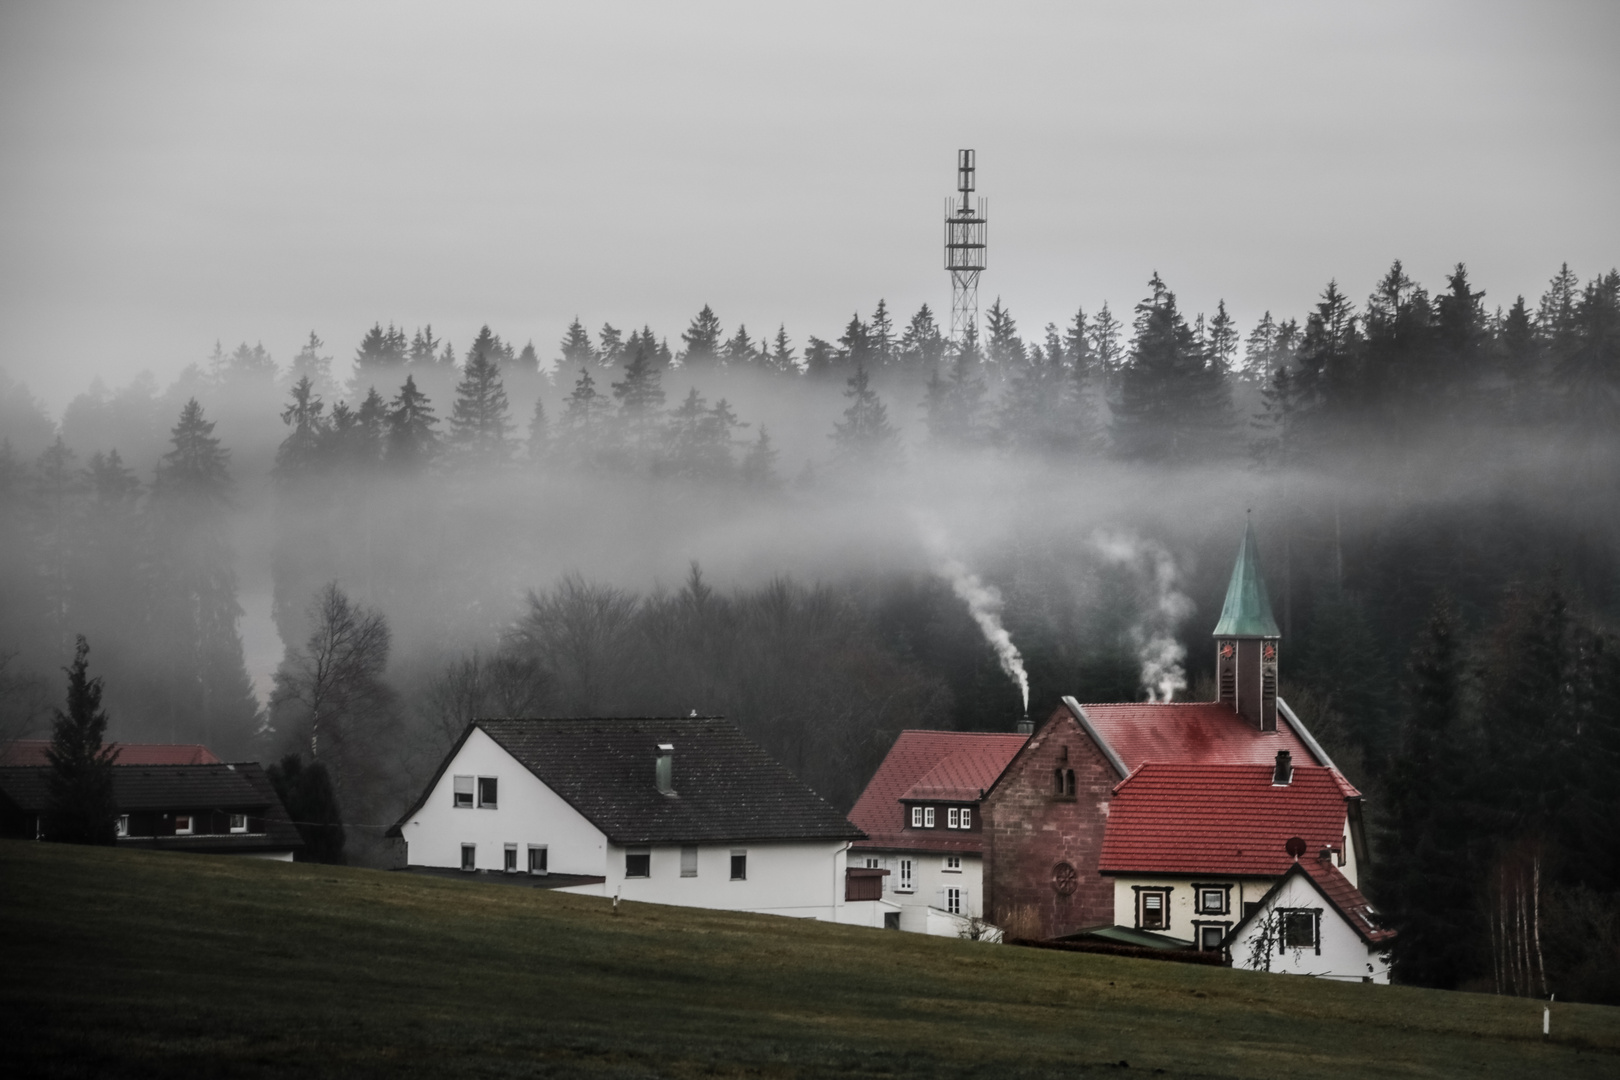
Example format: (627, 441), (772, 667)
(393, 718), (862, 846)
(0, 741), (222, 766)
(848, 730), (1026, 853)
(1073, 701), (1342, 781)
(0, 762), (303, 850)
(1212, 518), (1281, 638)
(1098, 762), (1350, 876)
(1227, 857), (1395, 948)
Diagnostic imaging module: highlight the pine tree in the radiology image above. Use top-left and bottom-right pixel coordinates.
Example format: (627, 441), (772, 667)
(740, 425), (779, 488)
(831, 362), (899, 463)
(289, 332), (337, 400)
(386, 374), (439, 471)
(275, 376), (328, 482)
(526, 397), (550, 463)
(407, 325), (441, 369)
(146, 400), (259, 752)
(559, 367), (615, 467)
(1206, 300), (1239, 375)
(1382, 598), (1478, 988)
(42, 636), (119, 844)
(803, 336), (838, 379)
(352, 323), (408, 393)
(1113, 273), (1233, 462)
(837, 313), (872, 371)
(1559, 270), (1620, 426)
(513, 341), (541, 378)
(448, 334), (513, 465)
(898, 303), (946, 374)
(559, 318), (596, 371)
(266, 753), (345, 864)
(922, 325), (987, 447)
(680, 305), (724, 369)
(1432, 263), (1488, 405)
(612, 339), (667, 464)
(33, 437), (83, 651)
(1088, 302), (1125, 385)
(983, 297), (1024, 370)
(596, 323), (624, 370)
(869, 299), (895, 368)
(768, 325), (798, 374)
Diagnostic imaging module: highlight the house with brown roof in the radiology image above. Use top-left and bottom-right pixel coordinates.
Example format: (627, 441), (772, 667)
(0, 745), (302, 860)
(974, 520), (1378, 949)
(1223, 851), (1395, 982)
(388, 717), (873, 923)
(846, 729), (1027, 935)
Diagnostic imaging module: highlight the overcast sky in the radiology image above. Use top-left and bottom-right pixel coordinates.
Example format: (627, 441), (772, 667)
(2, 0), (1616, 412)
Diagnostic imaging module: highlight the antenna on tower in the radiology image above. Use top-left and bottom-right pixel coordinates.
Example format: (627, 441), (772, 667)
(943, 149), (987, 344)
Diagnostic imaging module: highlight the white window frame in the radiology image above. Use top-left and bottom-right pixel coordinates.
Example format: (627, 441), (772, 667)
(477, 776), (498, 809)
(681, 845), (699, 878)
(528, 845), (548, 875)
(960, 807), (971, 829)
(229, 813), (248, 834)
(945, 887), (962, 916)
(944, 854), (961, 872)
(453, 775), (474, 809)
(910, 805), (922, 828)
(923, 807), (935, 828)
(173, 814), (194, 836)
(625, 848), (651, 878)
(116, 814), (129, 838)
(947, 808), (960, 829)
(897, 858), (914, 892)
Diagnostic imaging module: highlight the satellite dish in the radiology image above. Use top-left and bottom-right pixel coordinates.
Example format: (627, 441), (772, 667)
(1285, 836), (1307, 858)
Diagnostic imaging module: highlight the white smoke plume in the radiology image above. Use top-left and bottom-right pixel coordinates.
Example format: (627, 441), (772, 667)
(914, 512), (1030, 712)
(1091, 530), (1195, 702)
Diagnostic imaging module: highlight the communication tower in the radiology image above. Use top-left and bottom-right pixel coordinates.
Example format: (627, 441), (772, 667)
(944, 149), (987, 343)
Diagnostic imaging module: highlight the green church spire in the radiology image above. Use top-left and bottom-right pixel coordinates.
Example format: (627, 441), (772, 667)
(1213, 517), (1280, 638)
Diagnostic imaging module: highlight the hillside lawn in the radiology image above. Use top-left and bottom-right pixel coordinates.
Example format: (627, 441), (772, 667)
(3, 842), (1616, 1079)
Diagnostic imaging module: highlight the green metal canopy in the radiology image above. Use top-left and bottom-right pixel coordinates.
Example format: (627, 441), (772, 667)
(1213, 518), (1281, 638)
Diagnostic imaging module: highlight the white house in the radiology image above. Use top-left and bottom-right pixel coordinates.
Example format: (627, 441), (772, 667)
(1224, 855), (1395, 982)
(388, 717), (878, 924)
(845, 729), (1027, 936)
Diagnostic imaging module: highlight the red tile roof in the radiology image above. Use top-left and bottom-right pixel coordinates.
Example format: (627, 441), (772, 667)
(848, 730), (1027, 854)
(0, 741), (222, 767)
(1298, 857), (1395, 946)
(1097, 762), (1350, 876)
(1073, 702), (1359, 798)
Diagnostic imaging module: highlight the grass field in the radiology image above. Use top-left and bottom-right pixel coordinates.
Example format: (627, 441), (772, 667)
(3, 841), (1616, 1078)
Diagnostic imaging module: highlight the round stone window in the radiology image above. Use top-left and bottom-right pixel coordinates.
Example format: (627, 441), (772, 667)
(1052, 861), (1078, 896)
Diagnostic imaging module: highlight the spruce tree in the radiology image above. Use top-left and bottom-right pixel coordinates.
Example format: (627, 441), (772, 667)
(146, 399), (260, 753)
(831, 362), (899, 463)
(275, 377), (328, 482)
(1112, 273), (1234, 462)
(768, 325), (798, 374)
(596, 323), (624, 369)
(869, 299), (895, 368)
(526, 397), (550, 463)
(983, 297), (1024, 370)
(386, 374), (439, 471)
(611, 340), (667, 464)
(266, 753), (345, 864)
(289, 332), (337, 400)
(448, 334), (513, 465)
(559, 367), (615, 466)
(721, 324), (756, 368)
(740, 425), (779, 488)
(43, 636), (120, 844)
(680, 305), (724, 369)
(559, 318), (596, 371)
(898, 303), (946, 374)
(837, 314), (872, 370)
(1382, 598), (1479, 988)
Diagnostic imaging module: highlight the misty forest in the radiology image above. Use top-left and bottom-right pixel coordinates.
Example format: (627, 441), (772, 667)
(3, 260), (1619, 1001)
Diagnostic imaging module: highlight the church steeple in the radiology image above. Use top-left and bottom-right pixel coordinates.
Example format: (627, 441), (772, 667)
(1214, 517), (1281, 730)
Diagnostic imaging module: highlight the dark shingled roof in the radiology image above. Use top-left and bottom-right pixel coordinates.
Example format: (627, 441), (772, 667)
(396, 718), (862, 846)
(0, 762), (303, 852)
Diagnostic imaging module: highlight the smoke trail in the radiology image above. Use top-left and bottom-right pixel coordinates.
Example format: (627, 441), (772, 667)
(914, 513), (1029, 712)
(1091, 530), (1194, 702)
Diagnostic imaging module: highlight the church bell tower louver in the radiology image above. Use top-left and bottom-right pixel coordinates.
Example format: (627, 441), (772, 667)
(1213, 518), (1282, 731)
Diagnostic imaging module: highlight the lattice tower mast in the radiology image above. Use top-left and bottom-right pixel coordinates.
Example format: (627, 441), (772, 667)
(944, 149), (987, 343)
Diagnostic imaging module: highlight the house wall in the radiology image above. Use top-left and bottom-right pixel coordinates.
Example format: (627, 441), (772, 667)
(852, 849), (984, 934)
(1110, 875), (1277, 945)
(559, 839), (853, 923)
(1227, 872), (1391, 983)
(395, 727), (609, 876)
(982, 709), (1117, 938)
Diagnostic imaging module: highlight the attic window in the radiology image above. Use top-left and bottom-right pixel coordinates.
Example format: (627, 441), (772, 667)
(477, 777), (498, 808)
(924, 807), (935, 828)
(453, 775), (474, 808)
(1281, 910), (1320, 952)
(910, 806), (923, 828)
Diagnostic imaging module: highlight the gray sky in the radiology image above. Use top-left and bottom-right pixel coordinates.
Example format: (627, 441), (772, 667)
(2, 0), (1617, 411)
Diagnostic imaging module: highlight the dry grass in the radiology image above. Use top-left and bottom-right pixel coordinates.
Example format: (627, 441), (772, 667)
(4, 840), (1617, 1079)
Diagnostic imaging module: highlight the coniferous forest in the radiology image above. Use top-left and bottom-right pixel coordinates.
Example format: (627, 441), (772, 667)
(2, 261), (1619, 1001)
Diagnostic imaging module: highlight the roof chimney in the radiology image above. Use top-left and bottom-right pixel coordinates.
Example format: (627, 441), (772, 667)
(1016, 714), (1033, 735)
(655, 743), (675, 796)
(1273, 749), (1293, 786)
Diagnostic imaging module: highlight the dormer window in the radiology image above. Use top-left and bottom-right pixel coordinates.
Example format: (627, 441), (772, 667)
(924, 807), (935, 828)
(910, 806), (922, 828)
